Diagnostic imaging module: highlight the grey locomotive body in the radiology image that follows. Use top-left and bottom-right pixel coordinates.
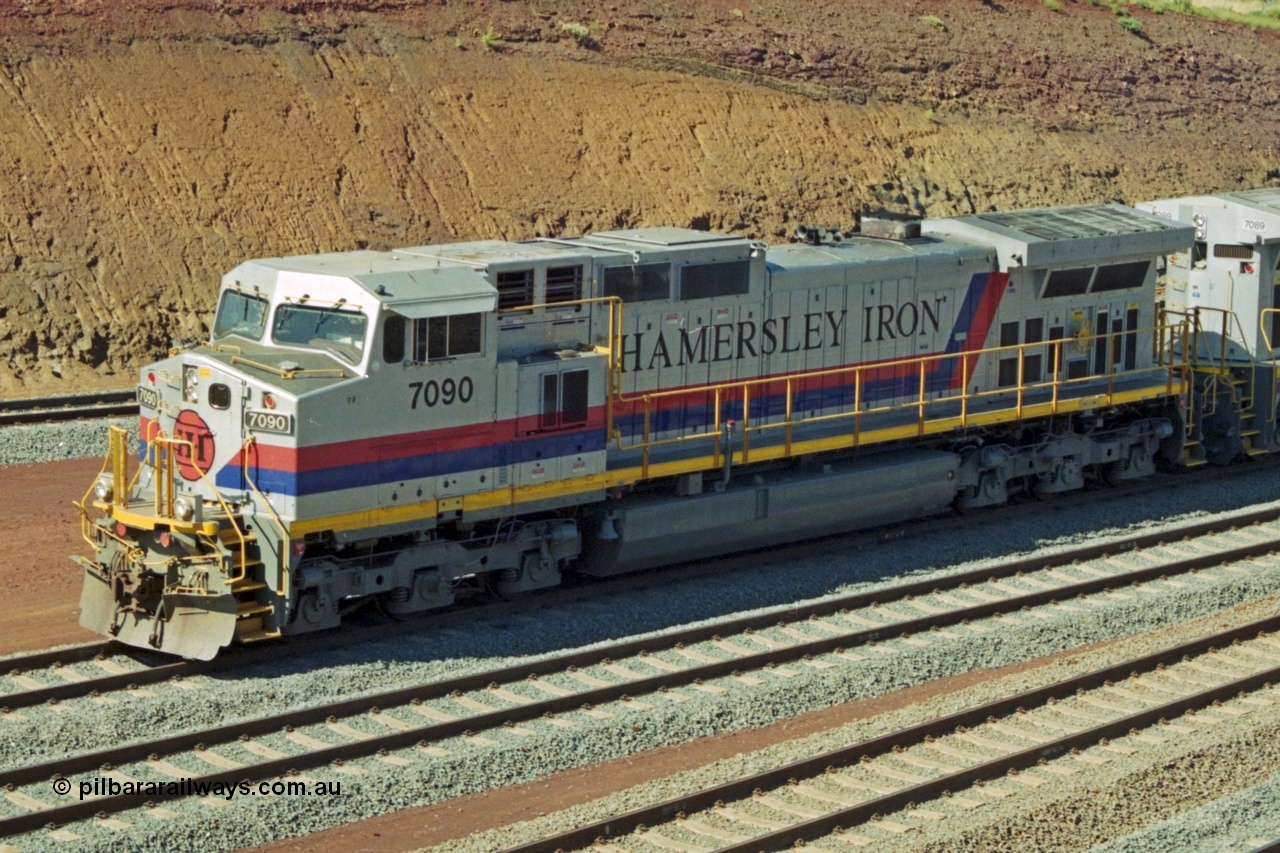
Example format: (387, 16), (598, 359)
(76, 193), (1280, 659)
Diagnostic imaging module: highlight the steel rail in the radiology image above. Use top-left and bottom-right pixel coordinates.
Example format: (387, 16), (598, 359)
(0, 642), (116, 674)
(10, 479), (1280, 722)
(3, 529), (1280, 837)
(9, 505), (1280, 782)
(0, 390), (137, 427)
(718, 657), (1280, 851)
(15, 474), (1276, 713)
(9, 476), (1280, 717)
(502, 613), (1280, 853)
(2, 580), (645, 712)
(1, 659), (215, 714)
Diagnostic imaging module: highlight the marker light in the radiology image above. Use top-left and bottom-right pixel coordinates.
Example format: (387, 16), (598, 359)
(93, 474), (113, 502)
(173, 495), (195, 521)
(263, 392), (276, 409)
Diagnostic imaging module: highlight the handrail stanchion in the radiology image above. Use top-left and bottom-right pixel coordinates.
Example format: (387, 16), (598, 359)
(1016, 343), (1025, 419)
(917, 358), (927, 435)
(1107, 328), (1115, 398)
(853, 369), (863, 446)
(713, 386), (722, 470)
(785, 378), (794, 457)
(642, 400), (652, 480)
(1050, 341), (1061, 412)
(242, 437), (289, 597)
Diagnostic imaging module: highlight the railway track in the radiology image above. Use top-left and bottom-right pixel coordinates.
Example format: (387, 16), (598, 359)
(5, 457), (1272, 715)
(0, 642), (191, 713)
(7, 486), (1280, 712)
(4, 506), (1280, 840)
(0, 390), (136, 427)
(503, 614), (1280, 853)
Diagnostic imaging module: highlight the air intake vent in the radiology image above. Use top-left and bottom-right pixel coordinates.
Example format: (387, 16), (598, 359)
(791, 224), (843, 245)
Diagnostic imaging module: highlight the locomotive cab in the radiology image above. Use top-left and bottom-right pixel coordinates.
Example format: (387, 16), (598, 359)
(1138, 189), (1280, 362)
(78, 246), (612, 659)
(1138, 189), (1280, 459)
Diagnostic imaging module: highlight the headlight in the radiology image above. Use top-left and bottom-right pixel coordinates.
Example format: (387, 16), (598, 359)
(184, 367), (199, 403)
(173, 494), (194, 521)
(93, 475), (113, 502)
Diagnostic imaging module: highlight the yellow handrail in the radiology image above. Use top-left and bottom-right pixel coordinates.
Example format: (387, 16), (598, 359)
(1261, 308), (1280, 355)
(76, 428), (121, 549)
(77, 426), (148, 544)
(242, 436), (290, 598)
(616, 322), (1183, 462)
(228, 355), (346, 380)
(149, 434), (251, 584)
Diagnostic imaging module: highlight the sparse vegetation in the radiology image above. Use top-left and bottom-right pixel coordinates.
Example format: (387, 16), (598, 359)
(1119, 13), (1144, 31)
(559, 20), (600, 46)
(1044, 0), (1063, 10)
(919, 14), (947, 31)
(478, 25), (500, 49)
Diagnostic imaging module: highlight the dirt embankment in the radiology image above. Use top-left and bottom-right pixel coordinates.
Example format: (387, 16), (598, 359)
(0, 0), (1277, 397)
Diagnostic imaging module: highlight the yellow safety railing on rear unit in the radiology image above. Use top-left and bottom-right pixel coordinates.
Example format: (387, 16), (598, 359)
(614, 321), (1188, 480)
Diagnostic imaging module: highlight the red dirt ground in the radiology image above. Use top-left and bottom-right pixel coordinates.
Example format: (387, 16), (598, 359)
(0, 458), (103, 656)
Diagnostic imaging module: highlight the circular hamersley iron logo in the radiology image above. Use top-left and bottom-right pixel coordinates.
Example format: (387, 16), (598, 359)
(173, 409), (216, 481)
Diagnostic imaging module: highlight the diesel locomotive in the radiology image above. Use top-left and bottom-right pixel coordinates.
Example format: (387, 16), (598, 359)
(74, 189), (1280, 660)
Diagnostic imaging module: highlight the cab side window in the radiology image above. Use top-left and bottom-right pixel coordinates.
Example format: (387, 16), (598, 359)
(383, 316), (406, 363)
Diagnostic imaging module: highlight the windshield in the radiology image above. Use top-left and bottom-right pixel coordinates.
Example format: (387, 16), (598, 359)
(272, 303), (368, 364)
(212, 290), (268, 341)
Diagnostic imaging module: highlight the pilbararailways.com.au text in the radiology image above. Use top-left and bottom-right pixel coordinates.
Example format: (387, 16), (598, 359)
(54, 776), (344, 801)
